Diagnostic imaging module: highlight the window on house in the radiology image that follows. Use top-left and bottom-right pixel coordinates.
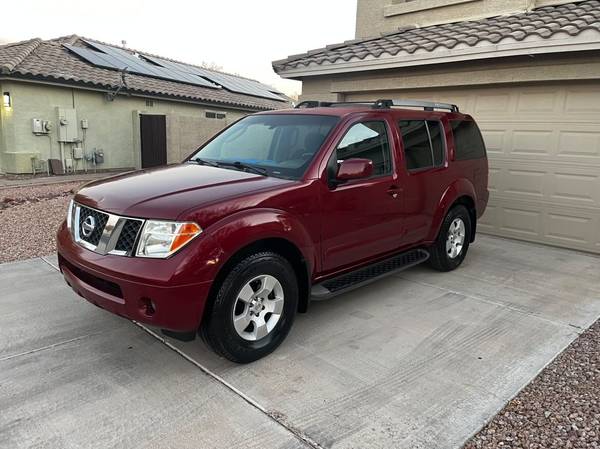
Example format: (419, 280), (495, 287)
(451, 120), (486, 160)
(145, 99), (154, 107)
(399, 120), (446, 170)
(206, 111), (227, 120)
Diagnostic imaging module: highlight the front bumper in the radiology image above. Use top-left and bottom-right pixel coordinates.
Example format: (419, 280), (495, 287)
(57, 222), (214, 331)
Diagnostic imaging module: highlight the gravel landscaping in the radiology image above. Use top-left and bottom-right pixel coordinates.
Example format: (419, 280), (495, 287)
(464, 320), (600, 449)
(0, 182), (80, 263)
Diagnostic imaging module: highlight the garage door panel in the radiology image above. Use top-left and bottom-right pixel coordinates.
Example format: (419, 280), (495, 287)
(479, 129), (505, 154)
(504, 169), (545, 198)
(516, 90), (560, 113)
(511, 130), (554, 156)
(558, 130), (600, 158)
(474, 92), (512, 114)
(489, 160), (600, 208)
(501, 206), (542, 237)
(485, 197), (599, 253)
(346, 83), (600, 253)
(545, 213), (593, 245)
(550, 172), (598, 205)
(565, 87), (600, 113)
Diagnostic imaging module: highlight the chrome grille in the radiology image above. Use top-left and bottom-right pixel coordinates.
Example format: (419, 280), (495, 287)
(72, 202), (144, 256)
(115, 219), (143, 253)
(77, 205), (109, 246)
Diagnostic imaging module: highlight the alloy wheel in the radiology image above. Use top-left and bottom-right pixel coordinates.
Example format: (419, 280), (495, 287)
(232, 274), (284, 341)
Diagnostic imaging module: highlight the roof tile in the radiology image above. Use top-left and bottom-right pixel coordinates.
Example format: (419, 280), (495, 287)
(273, 0), (600, 72)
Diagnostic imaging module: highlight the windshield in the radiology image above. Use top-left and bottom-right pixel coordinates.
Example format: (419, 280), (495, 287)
(189, 114), (339, 179)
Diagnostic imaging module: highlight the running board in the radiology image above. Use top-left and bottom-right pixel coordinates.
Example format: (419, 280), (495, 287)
(311, 248), (429, 300)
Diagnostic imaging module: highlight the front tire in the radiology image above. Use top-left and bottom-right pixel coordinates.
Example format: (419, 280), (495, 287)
(200, 251), (298, 363)
(428, 205), (471, 272)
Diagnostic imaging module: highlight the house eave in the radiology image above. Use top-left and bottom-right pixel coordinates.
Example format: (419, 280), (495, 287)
(276, 33), (600, 79)
(0, 74), (278, 112)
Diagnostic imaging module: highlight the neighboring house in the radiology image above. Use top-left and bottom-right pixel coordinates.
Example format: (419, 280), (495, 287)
(0, 35), (288, 174)
(273, 0), (600, 254)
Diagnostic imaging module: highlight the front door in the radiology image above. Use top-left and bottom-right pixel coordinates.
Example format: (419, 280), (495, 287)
(140, 114), (167, 168)
(320, 117), (403, 272)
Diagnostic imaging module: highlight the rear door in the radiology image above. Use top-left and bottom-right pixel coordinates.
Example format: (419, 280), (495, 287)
(320, 114), (404, 272)
(397, 118), (450, 244)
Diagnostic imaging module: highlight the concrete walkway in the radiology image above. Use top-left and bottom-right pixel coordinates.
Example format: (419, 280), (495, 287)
(1, 235), (599, 449)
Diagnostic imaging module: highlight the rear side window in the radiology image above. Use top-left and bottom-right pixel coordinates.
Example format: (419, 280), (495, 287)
(399, 120), (446, 171)
(335, 121), (392, 176)
(451, 120), (486, 160)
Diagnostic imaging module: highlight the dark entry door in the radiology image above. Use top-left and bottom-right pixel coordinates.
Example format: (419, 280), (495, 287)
(140, 114), (167, 168)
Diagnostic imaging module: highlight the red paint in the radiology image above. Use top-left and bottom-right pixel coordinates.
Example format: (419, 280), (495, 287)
(57, 105), (488, 331)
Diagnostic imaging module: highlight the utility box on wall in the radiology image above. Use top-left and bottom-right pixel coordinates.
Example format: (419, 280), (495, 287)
(56, 107), (78, 142)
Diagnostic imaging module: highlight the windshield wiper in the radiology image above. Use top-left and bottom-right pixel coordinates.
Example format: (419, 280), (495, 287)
(189, 157), (219, 168)
(217, 161), (268, 176)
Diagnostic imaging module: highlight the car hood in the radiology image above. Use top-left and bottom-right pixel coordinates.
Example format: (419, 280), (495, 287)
(75, 164), (293, 219)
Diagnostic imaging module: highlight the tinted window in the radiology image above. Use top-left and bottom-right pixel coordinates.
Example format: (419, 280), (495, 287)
(191, 114), (339, 179)
(335, 121), (392, 176)
(428, 121), (445, 166)
(451, 120), (486, 160)
(399, 120), (446, 170)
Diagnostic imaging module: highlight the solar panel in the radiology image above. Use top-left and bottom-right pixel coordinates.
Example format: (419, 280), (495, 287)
(145, 56), (285, 101)
(66, 41), (286, 100)
(142, 55), (221, 89)
(64, 45), (125, 71)
(199, 70), (286, 101)
(80, 40), (219, 89)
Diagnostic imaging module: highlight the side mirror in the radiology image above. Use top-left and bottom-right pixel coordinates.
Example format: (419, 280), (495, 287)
(336, 158), (373, 181)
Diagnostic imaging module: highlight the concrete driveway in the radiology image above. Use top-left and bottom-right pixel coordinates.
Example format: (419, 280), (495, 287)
(1, 235), (599, 449)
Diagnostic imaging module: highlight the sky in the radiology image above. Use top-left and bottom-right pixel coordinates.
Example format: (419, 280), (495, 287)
(1, 0), (358, 97)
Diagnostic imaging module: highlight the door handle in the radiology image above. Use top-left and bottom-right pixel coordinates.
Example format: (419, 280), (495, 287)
(387, 185), (401, 198)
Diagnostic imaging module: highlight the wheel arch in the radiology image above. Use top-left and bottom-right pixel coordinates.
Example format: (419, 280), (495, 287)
(203, 237), (311, 326)
(429, 179), (478, 243)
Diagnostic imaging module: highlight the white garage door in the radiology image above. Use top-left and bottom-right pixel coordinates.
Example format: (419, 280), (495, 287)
(347, 83), (600, 254)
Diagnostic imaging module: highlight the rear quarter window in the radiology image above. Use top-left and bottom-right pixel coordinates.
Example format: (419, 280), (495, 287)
(451, 120), (486, 160)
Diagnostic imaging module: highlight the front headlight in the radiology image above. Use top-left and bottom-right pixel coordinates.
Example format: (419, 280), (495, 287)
(136, 220), (202, 258)
(66, 199), (74, 231)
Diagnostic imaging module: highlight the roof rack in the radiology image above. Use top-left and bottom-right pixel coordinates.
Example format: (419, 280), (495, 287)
(374, 99), (459, 112)
(294, 99), (459, 113)
(294, 100), (372, 109)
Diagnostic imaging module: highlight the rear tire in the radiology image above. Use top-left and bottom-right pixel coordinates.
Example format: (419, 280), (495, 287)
(428, 205), (471, 272)
(200, 251), (298, 363)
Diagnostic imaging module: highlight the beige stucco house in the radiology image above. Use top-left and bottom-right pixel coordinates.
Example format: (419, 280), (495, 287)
(0, 35), (287, 175)
(273, 0), (600, 254)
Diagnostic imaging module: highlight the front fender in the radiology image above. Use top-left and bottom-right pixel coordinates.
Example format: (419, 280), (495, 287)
(201, 208), (317, 278)
(427, 178), (477, 241)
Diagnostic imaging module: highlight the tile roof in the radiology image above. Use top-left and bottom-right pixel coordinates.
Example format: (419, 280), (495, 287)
(0, 35), (287, 111)
(273, 0), (600, 73)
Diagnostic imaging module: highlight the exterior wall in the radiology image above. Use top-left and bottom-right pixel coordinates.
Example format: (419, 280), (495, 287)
(299, 52), (600, 101)
(0, 80), (248, 174)
(356, 0), (587, 38)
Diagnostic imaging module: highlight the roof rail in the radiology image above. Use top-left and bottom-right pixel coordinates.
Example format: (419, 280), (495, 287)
(294, 99), (459, 112)
(294, 100), (375, 109)
(374, 99), (459, 112)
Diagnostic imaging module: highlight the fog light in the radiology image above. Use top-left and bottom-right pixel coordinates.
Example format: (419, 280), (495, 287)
(139, 297), (156, 316)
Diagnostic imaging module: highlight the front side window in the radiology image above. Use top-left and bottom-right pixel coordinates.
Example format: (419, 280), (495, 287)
(399, 120), (446, 170)
(191, 114), (339, 179)
(333, 121), (392, 177)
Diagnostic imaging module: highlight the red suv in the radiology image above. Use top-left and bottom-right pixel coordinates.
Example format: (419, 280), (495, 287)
(57, 99), (488, 363)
